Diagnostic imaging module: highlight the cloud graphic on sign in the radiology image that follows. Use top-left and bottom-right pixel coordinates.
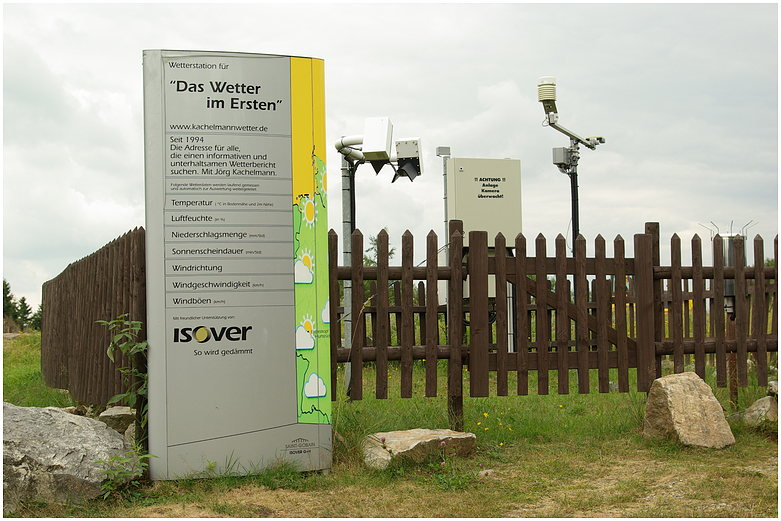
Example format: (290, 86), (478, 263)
(295, 325), (314, 350)
(304, 373), (327, 398)
(321, 300), (330, 324)
(294, 259), (313, 284)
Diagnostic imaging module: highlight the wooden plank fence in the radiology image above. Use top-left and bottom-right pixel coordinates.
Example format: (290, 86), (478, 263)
(41, 228), (146, 404)
(40, 221), (777, 427)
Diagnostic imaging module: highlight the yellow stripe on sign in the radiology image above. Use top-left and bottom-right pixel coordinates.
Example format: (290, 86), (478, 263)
(311, 58), (325, 170)
(290, 57), (322, 203)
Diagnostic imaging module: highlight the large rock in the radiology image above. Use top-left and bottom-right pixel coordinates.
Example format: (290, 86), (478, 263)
(742, 396), (778, 427)
(643, 372), (735, 448)
(98, 406), (136, 433)
(362, 428), (476, 470)
(768, 381), (777, 398)
(3, 402), (134, 515)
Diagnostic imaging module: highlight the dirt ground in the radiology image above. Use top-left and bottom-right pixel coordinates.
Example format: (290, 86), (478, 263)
(121, 448), (777, 518)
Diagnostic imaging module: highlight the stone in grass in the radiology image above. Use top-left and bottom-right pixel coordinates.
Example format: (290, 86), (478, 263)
(643, 372), (735, 449)
(742, 396), (778, 427)
(3, 402), (134, 516)
(363, 428), (476, 470)
(768, 381), (778, 398)
(98, 406), (136, 433)
(124, 422), (136, 443)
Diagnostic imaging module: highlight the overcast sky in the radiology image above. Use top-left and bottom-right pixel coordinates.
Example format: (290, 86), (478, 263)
(3, 2), (778, 310)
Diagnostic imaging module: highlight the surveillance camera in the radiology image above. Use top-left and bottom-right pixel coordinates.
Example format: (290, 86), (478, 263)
(537, 76), (557, 114)
(586, 136), (606, 147)
(393, 138), (422, 182)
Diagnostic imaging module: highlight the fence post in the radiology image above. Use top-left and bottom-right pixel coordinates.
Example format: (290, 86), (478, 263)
(634, 233), (656, 392)
(447, 220), (464, 430)
(469, 230), (490, 397)
(349, 230), (364, 400)
(734, 235), (748, 387)
(692, 235), (706, 378)
(645, 222), (663, 379)
(712, 235), (727, 387)
(495, 233), (509, 397)
(753, 235), (768, 386)
(535, 234), (549, 394)
(515, 234), (529, 396)
(425, 231), (439, 397)
(400, 231), (414, 398)
(375, 229), (390, 399)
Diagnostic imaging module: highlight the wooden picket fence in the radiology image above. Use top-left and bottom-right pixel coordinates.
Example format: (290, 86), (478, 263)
(40, 221), (776, 423)
(329, 221), (777, 426)
(40, 228), (146, 404)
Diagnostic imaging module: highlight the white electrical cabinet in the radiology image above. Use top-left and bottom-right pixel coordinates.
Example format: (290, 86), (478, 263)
(445, 157), (522, 244)
(439, 157), (522, 305)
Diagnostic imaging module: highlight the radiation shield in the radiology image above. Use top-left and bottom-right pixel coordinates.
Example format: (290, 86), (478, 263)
(143, 50), (330, 479)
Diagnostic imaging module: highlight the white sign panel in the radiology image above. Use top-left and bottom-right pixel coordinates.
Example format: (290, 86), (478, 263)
(143, 50), (331, 480)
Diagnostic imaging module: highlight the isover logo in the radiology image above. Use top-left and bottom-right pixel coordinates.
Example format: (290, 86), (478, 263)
(173, 325), (252, 343)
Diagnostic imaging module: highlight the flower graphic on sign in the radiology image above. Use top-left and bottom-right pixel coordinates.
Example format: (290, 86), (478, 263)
(294, 249), (314, 284)
(304, 373), (327, 398)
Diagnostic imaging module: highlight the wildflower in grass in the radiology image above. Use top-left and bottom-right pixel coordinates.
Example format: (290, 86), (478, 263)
(559, 404), (564, 408)
(440, 461), (446, 466)
(483, 412), (489, 418)
(499, 442), (504, 447)
(477, 421), (482, 426)
(439, 441), (446, 448)
(484, 427), (489, 431)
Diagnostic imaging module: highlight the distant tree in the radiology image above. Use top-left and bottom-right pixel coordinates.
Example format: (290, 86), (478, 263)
(16, 297), (32, 330)
(30, 304), (43, 331)
(363, 229), (396, 267)
(3, 279), (17, 320)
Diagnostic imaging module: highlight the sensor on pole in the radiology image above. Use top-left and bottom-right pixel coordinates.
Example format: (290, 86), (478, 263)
(537, 76), (605, 253)
(537, 76), (558, 116)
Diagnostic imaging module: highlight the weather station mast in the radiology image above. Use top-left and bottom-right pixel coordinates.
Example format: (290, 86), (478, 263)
(537, 76), (605, 253)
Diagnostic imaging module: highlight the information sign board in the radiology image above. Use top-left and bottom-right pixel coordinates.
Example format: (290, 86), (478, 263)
(143, 50), (330, 479)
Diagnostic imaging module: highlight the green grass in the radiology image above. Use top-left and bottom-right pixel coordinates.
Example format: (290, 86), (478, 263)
(3, 332), (75, 408)
(4, 334), (777, 518)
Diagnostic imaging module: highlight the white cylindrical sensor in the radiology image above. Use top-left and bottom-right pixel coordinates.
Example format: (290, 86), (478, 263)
(537, 76), (557, 102)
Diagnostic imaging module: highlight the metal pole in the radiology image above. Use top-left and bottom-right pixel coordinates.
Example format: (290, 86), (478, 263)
(568, 138), (581, 311)
(568, 137), (580, 253)
(727, 311), (738, 409)
(442, 154), (449, 240)
(341, 155), (354, 395)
